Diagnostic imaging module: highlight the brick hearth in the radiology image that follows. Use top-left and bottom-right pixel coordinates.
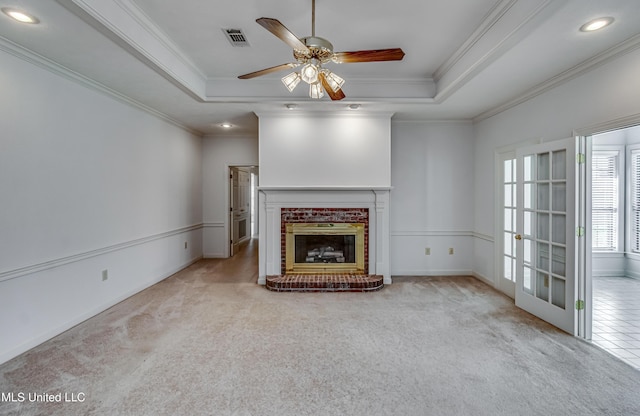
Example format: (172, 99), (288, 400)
(266, 274), (383, 292)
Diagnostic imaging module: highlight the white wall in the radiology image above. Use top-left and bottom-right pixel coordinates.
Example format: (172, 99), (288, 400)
(473, 45), (640, 285)
(390, 121), (475, 275)
(0, 47), (203, 364)
(258, 114), (391, 188)
(202, 135), (258, 258)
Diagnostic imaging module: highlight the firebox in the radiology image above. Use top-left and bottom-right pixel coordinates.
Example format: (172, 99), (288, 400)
(285, 223), (365, 274)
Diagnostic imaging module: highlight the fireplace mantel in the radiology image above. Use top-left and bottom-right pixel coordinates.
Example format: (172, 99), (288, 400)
(258, 188), (391, 285)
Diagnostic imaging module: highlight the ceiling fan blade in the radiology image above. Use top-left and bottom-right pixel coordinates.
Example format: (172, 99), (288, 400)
(238, 63), (298, 79)
(319, 72), (346, 101)
(256, 18), (309, 52)
(333, 48), (405, 63)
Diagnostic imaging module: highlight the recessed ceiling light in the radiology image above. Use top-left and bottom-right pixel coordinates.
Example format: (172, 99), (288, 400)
(580, 17), (614, 32)
(285, 104), (297, 110)
(2, 8), (40, 24)
(220, 123), (233, 128)
(348, 104), (360, 110)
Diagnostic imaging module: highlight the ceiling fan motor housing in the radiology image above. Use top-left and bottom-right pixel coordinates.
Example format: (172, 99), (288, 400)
(294, 36), (334, 63)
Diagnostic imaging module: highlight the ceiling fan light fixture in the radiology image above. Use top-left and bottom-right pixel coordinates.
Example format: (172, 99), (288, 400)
(309, 82), (324, 99)
(282, 72), (301, 92)
(321, 69), (345, 93)
(300, 63), (319, 84)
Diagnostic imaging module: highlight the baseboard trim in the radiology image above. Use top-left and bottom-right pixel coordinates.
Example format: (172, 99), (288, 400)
(203, 253), (226, 259)
(391, 269), (473, 276)
(592, 269), (627, 278)
(471, 271), (496, 288)
(0, 224), (203, 283)
(0, 255), (202, 365)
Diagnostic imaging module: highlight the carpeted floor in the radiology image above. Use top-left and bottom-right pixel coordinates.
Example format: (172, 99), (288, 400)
(1, 239), (639, 416)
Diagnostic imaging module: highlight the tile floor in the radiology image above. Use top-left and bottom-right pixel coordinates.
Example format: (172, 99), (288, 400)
(592, 276), (640, 370)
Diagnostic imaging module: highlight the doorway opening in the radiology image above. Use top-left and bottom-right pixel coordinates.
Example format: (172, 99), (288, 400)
(589, 126), (640, 370)
(229, 165), (259, 257)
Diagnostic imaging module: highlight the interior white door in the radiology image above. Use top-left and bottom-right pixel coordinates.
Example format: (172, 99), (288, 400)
(515, 138), (577, 334)
(229, 168), (236, 257)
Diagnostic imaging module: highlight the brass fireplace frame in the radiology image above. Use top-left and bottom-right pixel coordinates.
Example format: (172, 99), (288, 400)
(285, 223), (365, 274)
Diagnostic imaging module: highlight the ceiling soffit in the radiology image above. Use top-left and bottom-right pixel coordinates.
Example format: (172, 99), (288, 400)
(57, 0), (562, 103)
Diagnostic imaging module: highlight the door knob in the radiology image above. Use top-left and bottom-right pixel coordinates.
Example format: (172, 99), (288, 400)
(515, 234), (522, 240)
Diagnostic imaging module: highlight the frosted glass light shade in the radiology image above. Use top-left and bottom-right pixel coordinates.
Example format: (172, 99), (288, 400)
(321, 70), (345, 92)
(309, 82), (324, 99)
(300, 64), (319, 84)
(281, 72), (301, 92)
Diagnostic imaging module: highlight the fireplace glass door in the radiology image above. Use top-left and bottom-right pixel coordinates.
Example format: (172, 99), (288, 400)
(286, 223), (365, 274)
(295, 235), (356, 264)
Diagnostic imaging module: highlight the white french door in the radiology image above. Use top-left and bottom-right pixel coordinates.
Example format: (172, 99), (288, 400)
(515, 138), (578, 334)
(499, 152), (517, 298)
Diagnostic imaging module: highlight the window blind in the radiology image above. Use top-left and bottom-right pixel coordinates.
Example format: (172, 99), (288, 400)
(631, 150), (640, 253)
(592, 151), (618, 251)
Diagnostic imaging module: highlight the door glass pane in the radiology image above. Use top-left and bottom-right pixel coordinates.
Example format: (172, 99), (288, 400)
(524, 267), (533, 294)
(552, 150), (566, 180)
(505, 233), (512, 256)
(524, 184), (533, 209)
(536, 272), (550, 301)
(537, 183), (550, 210)
(504, 256), (512, 280)
(537, 213), (549, 241)
(504, 159), (512, 182)
(537, 242), (549, 271)
(551, 245), (566, 276)
(552, 183), (566, 212)
(505, 208), (513, 231)
(524, 238), (532, 264)
(552, 277), (566, 309)
(537, 153), (550, 180)
(524, 211), (532, 236)
(504, 184), (512, 206)
(552, 214), (566, 244)
(524, 155), (533, 181)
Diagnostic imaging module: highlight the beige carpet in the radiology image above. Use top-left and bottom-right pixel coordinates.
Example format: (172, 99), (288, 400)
(1, 239), (639, 416)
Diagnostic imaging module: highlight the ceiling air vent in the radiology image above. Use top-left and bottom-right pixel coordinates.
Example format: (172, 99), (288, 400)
(222, 28), (250, 47)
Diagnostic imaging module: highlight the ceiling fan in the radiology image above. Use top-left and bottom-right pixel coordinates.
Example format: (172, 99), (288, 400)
(237, 0), (405, 100)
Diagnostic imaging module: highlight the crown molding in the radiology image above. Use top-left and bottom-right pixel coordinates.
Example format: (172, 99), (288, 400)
(434, 0), (518, 82)
(206, 77), (436, 101)
(474, 33), (640, 123)
(391, 118), (473, 124)
(58, 0), (207, 100)
(573, 112), (640, 137)
(254, 109), (395, 118)
(434, 0), (561, 103)
(0, 35), (203, 137)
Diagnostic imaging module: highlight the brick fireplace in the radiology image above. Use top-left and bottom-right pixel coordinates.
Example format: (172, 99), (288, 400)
(257, 188), (391, 291)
